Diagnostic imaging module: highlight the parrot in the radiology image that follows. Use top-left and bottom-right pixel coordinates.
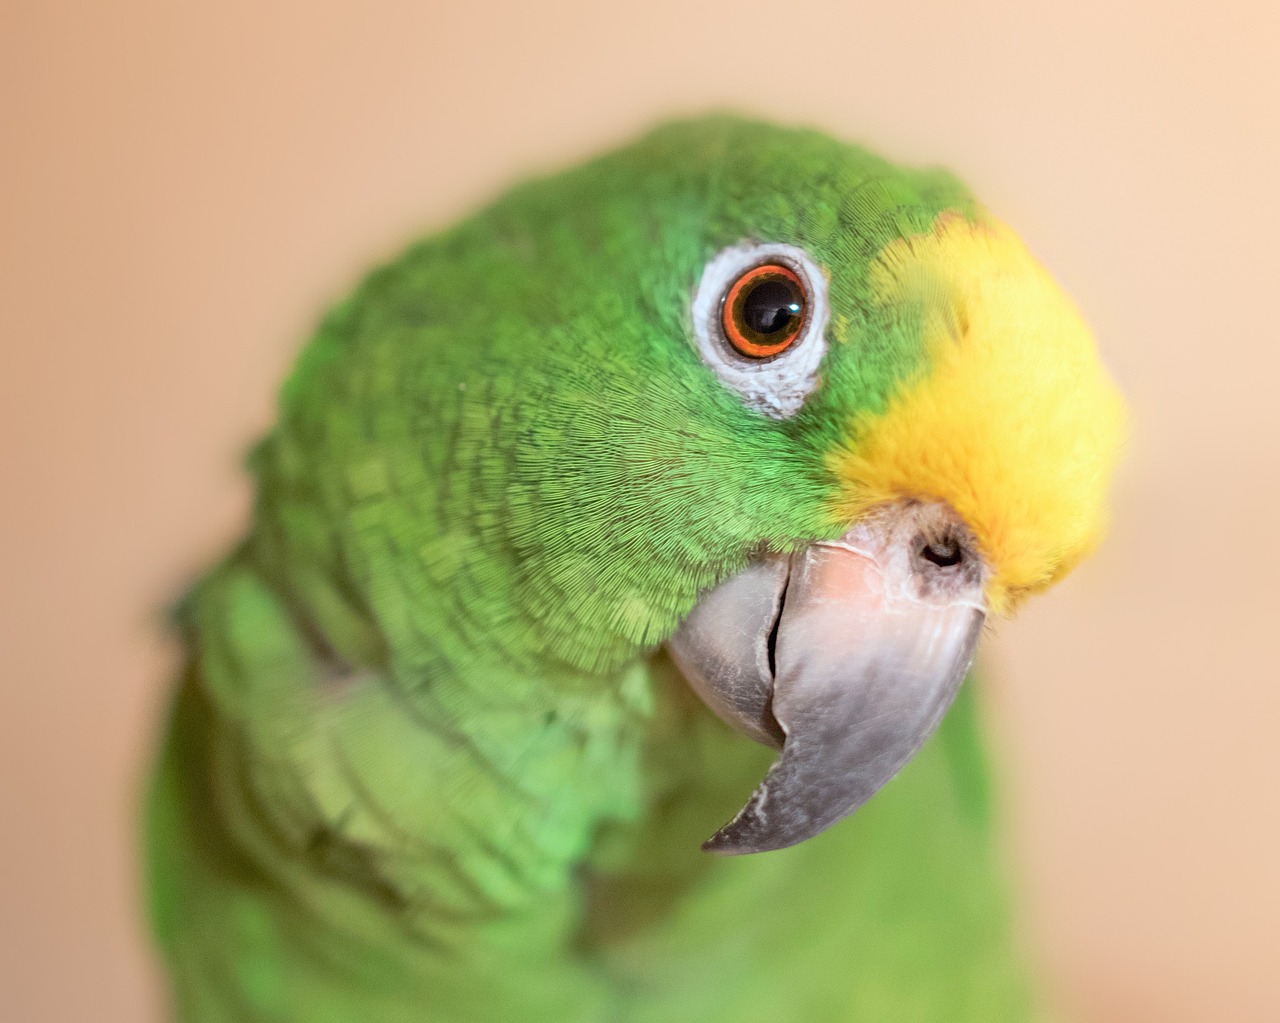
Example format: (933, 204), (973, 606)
(143, 116), (1126, 1023)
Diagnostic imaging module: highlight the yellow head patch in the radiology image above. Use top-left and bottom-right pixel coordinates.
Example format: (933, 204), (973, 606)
(829, 213), (1127, 615)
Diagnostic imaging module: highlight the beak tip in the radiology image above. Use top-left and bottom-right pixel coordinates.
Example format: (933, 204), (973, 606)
(700, 829), (756, 856)
(700, 824), (805, 856)
(700, 803), (768, 856)
(699, 795), (814, 856)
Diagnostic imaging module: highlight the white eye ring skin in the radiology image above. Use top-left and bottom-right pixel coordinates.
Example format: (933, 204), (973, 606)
(691, 242), (830, 419)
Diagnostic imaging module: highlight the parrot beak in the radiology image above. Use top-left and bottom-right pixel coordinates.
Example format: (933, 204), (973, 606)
(667, 501), (988, 854)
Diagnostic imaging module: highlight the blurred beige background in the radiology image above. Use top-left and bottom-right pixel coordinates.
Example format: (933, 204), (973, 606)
(2, 2), (1277, 1020)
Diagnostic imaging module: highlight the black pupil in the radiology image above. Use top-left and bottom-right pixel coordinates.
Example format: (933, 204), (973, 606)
(742, 278), (802, 336)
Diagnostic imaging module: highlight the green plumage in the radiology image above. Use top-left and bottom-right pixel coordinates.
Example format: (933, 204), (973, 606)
(146, 117), (1036, 1021)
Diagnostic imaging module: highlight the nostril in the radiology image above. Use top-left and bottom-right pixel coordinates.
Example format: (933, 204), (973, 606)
(920, 540), (963, 569)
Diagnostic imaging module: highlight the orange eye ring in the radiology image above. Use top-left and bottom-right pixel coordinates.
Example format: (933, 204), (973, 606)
(721, 263), (808, 358)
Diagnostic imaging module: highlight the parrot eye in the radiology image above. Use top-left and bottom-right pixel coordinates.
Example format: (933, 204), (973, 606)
(691, 242), (829, 419)
(722, 264), (807, 358)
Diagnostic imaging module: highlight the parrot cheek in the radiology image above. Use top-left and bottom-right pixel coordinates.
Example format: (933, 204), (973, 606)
(667, 502), (989, 855)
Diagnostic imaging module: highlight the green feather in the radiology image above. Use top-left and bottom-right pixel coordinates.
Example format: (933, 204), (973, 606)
(145, 116), (1035, 1021)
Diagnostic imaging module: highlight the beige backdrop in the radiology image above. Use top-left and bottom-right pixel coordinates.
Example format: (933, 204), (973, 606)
(3, 2), (1277, 1021)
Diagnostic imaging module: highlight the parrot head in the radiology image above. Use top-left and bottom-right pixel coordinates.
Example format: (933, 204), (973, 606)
(282, 117), (1125, 856)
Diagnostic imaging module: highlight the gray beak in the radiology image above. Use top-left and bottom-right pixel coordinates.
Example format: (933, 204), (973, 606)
(667, 502), (988, 855)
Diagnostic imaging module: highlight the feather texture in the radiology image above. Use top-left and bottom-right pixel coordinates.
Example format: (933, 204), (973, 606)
(145, 116), (1121, 1021)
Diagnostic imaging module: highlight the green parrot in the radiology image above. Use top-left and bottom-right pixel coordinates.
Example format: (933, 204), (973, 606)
(144, 116), (1125, 1022)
